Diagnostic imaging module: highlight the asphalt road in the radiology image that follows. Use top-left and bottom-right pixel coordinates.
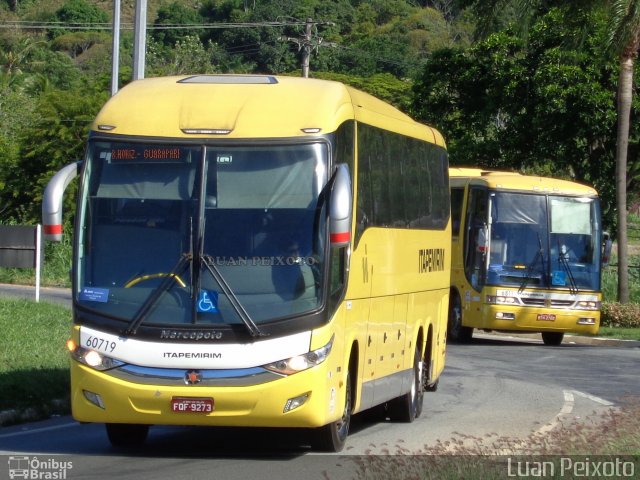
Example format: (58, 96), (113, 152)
(0, 283), (71, 306)
(1, 284), (639, 479)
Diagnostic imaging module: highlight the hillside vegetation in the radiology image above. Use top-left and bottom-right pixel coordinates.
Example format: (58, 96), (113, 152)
(0, 0), (637, 235)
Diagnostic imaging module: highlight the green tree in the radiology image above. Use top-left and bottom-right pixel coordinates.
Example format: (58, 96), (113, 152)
(461, 0), (638, 303)
(152, 2), (205, 47)
(49, 0), (110, 40)
(607, 0), (640, 302)
(314, 71), (413, 111)
(51, 32), (110, 58)
(412, 9), (620, 226)
(6, 88), (107, 223)
(0, 86), (37, 222)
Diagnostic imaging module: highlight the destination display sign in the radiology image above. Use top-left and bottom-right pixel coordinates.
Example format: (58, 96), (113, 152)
(107, 146), (186, 162)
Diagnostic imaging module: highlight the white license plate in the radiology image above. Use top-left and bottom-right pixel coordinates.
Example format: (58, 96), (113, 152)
(171, 397), (214, 414)
(537, 313), (556, 321)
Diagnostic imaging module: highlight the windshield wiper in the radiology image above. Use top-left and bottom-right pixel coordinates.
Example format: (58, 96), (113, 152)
(122, 253), (192, 336)
(518, 233), (545, 293)
(558, 243), (579, 294)
(201, 254), (268, 338)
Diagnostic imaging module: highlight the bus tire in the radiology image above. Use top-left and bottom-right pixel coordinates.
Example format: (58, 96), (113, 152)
(105, 423), (149, 448)
(448, 292), (473, 343)
(426, 379), (439, 392)
(542, 332), (564, 346)
(312, 371), (352, 452)
(388, 347), (424, 422)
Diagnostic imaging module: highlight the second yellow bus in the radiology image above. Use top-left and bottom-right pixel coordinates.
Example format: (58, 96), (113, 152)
(449, 168), (607, 345)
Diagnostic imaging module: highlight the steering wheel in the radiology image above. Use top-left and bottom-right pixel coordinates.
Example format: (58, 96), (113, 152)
(124, 273), (186, 288)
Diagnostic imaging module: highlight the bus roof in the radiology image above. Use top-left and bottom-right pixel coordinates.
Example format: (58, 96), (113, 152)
(92, 75), (445, 146)
(449, 167), (598, 196)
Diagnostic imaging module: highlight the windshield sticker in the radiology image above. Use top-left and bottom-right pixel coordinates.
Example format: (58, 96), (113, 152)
(217, 154), (232, 164)
(197, 290), (219, 313)
(79, 287), (109, 303)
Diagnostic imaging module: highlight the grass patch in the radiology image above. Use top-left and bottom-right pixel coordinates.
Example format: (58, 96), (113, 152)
(0, 297), (71, 421)
(597, 327), (640, 341)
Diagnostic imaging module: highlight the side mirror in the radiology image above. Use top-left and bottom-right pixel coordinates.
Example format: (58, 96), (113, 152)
(42, 162), (80, 242)
(329, 164), (352, 248)
(601, 231), (613, 266)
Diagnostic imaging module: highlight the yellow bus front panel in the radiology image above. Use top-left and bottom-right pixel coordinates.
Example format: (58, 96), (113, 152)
(70, 351), (346, 429)
(481, 304), (600, 335)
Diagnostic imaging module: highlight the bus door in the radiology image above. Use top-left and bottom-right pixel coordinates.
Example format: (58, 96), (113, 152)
(463, 187), (489, 320)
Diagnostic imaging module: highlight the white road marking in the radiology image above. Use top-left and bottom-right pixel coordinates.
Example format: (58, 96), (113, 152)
(570, 389), (615, 406)
(0, 421), (77, 439)
(534, 390), (574, 436)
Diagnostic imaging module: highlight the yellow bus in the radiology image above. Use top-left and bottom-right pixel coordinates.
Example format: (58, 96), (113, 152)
(448, 168), (609, 346)
(43, 75), (451, 451)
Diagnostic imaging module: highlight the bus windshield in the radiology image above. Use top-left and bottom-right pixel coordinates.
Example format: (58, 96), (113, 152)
(487, 192), (601, 291)
(77, 141), (329, 328)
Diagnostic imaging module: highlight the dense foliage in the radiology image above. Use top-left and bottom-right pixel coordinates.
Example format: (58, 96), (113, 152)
(0, 0), (637, 231)
(412, 8), (624, 226)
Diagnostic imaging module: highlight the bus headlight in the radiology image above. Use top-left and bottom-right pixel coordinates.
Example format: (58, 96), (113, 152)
(67, 340), (124, 371)
(264, 335), (334, 376)
(576, 301), (600, 311)
(486, 295), (518, 305)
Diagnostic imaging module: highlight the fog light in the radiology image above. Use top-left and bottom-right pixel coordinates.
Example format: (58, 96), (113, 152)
(283, 393), (310, 413)
(577, 317), (596, 325)
(83, 390), (105, 409)
(496, 312), (515, 320)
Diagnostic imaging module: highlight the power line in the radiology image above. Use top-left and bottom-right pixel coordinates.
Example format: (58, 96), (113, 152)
(0, 21), (307, 30)
(2, 20), (421, 72)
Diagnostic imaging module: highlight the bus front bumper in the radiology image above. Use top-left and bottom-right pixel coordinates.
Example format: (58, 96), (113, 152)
(481, 304), (600, 335)
(70, 360), (343, 428)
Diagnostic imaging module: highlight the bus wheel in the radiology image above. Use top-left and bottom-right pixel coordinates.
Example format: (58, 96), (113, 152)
(106, 423), (149, 448)
(388, 347), (424, 422)
(542, 332), (564, 346)
(448, 293), (473, 343)
(312, 372), (352, 452)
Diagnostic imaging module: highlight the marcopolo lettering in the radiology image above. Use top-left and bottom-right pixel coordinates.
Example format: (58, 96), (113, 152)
(160, 329), (223, 340)
(419, 248), (446, 273)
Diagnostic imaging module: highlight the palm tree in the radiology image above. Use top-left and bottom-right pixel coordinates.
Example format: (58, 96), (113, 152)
(607, 0), (640, 303)
(467, 0), (634, 302)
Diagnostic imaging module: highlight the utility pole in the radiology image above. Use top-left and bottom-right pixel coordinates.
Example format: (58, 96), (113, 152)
(110, 0), (120, 95)
(282, 18), (334, 78)
(301, 18), (312, 78)
(133, 0), (147, 81)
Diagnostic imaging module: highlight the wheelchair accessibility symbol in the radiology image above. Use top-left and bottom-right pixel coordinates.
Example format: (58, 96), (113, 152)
(197, 290), (219, 313)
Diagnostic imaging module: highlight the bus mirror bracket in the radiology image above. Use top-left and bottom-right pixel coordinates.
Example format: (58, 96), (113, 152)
(42, 161), (81, 242)
(329, 163), (352, 248)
